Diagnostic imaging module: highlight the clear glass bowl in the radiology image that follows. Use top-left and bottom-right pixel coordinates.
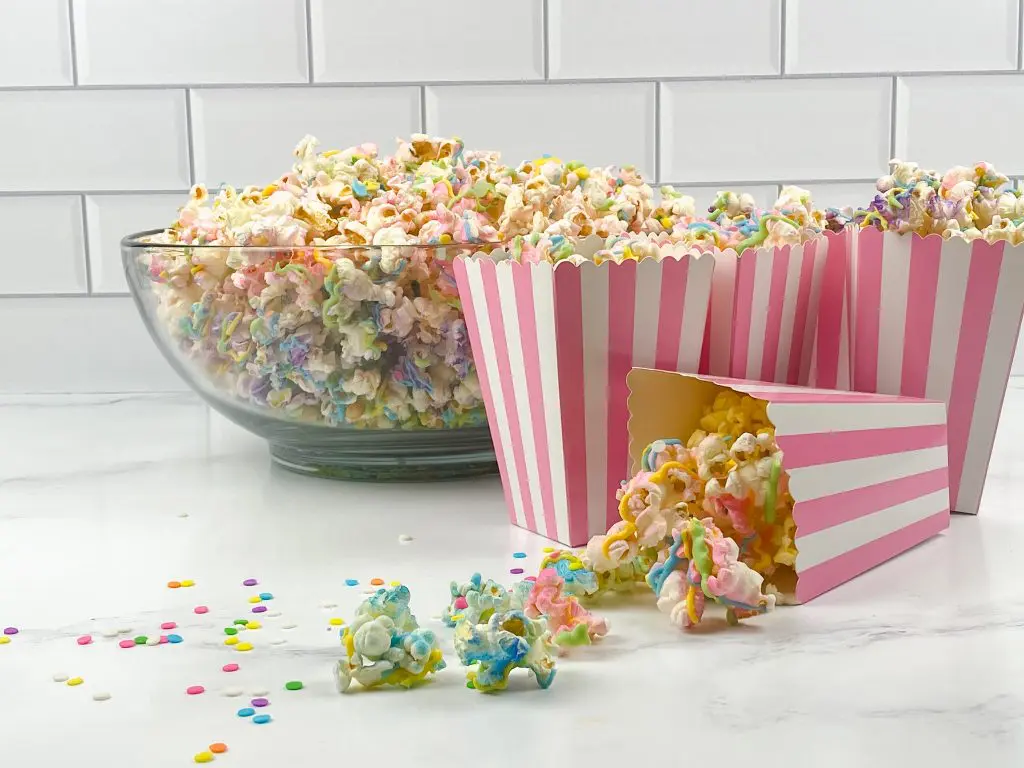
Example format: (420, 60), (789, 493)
(122, 230), (500, 481)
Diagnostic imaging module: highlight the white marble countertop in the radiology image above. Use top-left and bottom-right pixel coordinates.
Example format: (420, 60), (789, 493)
(2, 389), (1023, 767)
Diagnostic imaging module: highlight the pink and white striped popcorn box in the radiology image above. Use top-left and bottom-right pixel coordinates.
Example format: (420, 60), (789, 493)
(699, 229), (852, 389)
(848, 229), (1024, 515)
(627, 369), (951, 603)
(454, 240), (715, 546)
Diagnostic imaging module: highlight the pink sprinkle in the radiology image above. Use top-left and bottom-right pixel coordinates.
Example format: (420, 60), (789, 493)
(76, 635), (93, 646)
(186, 685), (205, 696)
(160, 622), (177, 630)
(242, 579), (258, 587)
(118, 640), (134, 649)
(222, 664), (239, 673)
(454, 597), (468, 610)
(524, 576), (537, 582)
(159, 636), (169, 644)
(194, 606), (209, 615)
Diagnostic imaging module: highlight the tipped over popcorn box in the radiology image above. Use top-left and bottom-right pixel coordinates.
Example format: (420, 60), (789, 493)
(700, 229), (851, 389)
(627, 369), (950, 602)
(455, 239), (714, 546)
(848, 229), (1024, 514)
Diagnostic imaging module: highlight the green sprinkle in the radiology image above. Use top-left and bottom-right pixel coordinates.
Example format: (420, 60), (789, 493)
(134, 636), (148, 645)
(285, 681), (304, 691)
(764, 458), (782, 524)
(224, 627), (238, 636)
(233, 619), (248, 626)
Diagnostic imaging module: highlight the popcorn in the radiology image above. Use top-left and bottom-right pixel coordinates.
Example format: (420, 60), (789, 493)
(441, 573), (531, 627)
(334, 586), (445, 692)
(454, 609), (557, 693)
(536, 550), (599, 597)
(523, 568), (608, 651)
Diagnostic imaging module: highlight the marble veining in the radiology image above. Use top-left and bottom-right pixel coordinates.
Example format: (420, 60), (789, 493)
(2, 389), (1024, 766)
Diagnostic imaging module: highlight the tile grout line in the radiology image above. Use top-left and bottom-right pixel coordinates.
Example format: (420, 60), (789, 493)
(778, 0), (787, 76)
(541, 0), (550, 79)
(304, 0), (315, 83)
(78, 194), (93, 294)
(0, 190), (190, 197)
(184, 89), (197, 187)
(66, 0), (79, 86)
(419, 86), (427, 133)
(889, 76), (898, 160)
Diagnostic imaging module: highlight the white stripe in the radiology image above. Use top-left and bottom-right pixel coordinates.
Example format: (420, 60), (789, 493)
(769, 400), (947, 433)
(876, 234), (912, 394)
(580, 262), (610, 539)
(787, 445), (948, 501)
(631, 258), (663, 370)
(796, 489), (948, 570)
(925, 237), (972, 402)
(774, 242), (805, 382)
(496, 264), (545, 538)
(956, 248), (1024, 514)
(799, 239), (828, 384)
(533, 263), (569, 544)
(744, 247), (772, 379)
(708, 252), (736, 375)
(735, 381), (924, 397)
(678, 254), (714, 371)
(462, 260), (526, 528)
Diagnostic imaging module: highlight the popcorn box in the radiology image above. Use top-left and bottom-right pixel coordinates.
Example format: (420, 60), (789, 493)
(848, 229), (1024, 514)
(627, 368), (950, 603)
(454, 243), (714, 546)
(699, 230), (851, 389)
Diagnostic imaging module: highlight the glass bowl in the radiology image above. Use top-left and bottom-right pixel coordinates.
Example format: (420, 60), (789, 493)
(122, 230), (500, 481)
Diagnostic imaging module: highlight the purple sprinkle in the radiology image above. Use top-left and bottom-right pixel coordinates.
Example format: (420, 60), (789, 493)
(252, 605), (267, 614)
(242, 578), (258, 587)
(3, 627), (18, 636)
(251, 698), (269, 707)
(509, 568), (524, 575)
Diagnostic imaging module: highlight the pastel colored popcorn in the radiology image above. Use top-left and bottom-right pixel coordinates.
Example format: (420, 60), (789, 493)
(441, 573), (531, 627)
(647, 517), (776, 629)
(454, 609), (557, 693)
(334, 586), (445, 692)
(537, 550), (598, 597)
(523, 568), (608, 651)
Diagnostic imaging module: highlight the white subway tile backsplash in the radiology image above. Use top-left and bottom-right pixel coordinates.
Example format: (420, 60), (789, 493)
(0, 90), (189, 193)
(310, 0), (543, 83)
(0, 0), (73, 86)
(660, 78), (891, 183)
(550, 0), (780, 79)
(786, 0), (1018, 75)
(85, 194), (185, 294)
(73, 0), (308, 85)
(0, 197), (87, 295)
(189, 87), (420, 186)
(426, 83), (656, 177)
(798, 182), (879, 211)
(0, 297), (185, 392)
(896, 75), (1024, 174)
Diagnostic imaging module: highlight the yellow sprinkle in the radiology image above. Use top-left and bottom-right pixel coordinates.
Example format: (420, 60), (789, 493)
(439, 233), (453, 244)
(389, 581), (401, 587)
(321, 149), (340, 157)
(248, 596), (262, 604)
(542, 547), (555, 553)
(180, 579), (195, 588)
(328, 618), (344, 627)
(575, 166), (589, 180)
(660, 216), (674, 229)
(235, 642), (253, 652)
(261, 184), (277, 197)
(67, 677), (84, 686)
(194, 752), (215, 764)
(0, 636), (9, 645)
(224, 637), (238, 646)
(569, 562), (583, 571)
(245, 621), (261, 630)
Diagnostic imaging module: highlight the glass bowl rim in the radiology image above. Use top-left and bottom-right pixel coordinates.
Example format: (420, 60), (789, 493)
(121, 229), (511, 253)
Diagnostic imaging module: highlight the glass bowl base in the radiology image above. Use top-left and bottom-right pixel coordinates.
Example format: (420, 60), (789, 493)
(269, 440), (499, 481)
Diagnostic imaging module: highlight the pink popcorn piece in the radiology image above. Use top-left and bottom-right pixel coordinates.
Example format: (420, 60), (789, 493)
(524, 568), (608, 651)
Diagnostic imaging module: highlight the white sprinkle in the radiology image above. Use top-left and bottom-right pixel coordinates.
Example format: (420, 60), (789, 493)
(100, 629), (119, 638)
(222, 687), (244, 697)
(320, 601), (337, 609)
(145, 637), (160, 646)
(270, 639), (287, 646)
(116, 627), (133, 635)
(92, 692), (111, 702)
(251, 688), (269, 696)
(177, 511), (189, 518)
(398, 534), (413, 544)
(282, 623), (297, 631)
(52, 673), (69, 683)
(265, 611), (282, 618)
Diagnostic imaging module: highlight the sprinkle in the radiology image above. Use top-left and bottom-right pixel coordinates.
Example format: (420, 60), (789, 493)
(245, 621), (261, 630)
(282, 623), (297, 630)
(167, 581), (181, 589)
(251, 698), (269, 707)
(159, 636), (169, 644)
(194, 752), (214, 764)
(134, 636), (148, 645)
(186, 685), (205, 695)
(251, 687), (269, 696)
(248, 596), (262, 604)
(510, 568), (524, 575)
(209, 743), (228, 755)
(389, 581), (401, 587)
(258, 593), (273, 601)
(177, 511), (189, 518)
(328, 618), (344, 627)
(224, 627), (238, 635)
(242, 578), (258, 587)
(0, 637), (9, 645)
(524, 576), (537, 582)
(145, 637), (160, 646)
(285, 681), (303, 691)
(252, 714), (272, 725)
(320, 601), (337, 609)
(67, 677), (84, 686)
(398, 534), (413, 544)
(252, 606), (267, 614)
(100, 629), (119, 638)
(3, 627), (18, 636)
(270, 639), (287, 646)
(76, 635), (92, 646)
(194, 606), (209, 615)
(53, 673), (69, 682)
(181, 580), (195, 588)
(223, 688), (244, 697)
(117, 627), (133, 635)
(160, 622), (177, 630)
(370, 578), (384, 586)
(233, 619), (248, 626)
(92, 692), (111, 702)
(118, 640), (134, 649)
(235, 642), (253, 652)
(542, 547), (555, 553)
(237, 707), (255, 717)
(224, 637), (238, 646)
(512, 552), (527, 559)
(167, 634), (183, 644)
(265, 611), (281, 618)
(222, 663), (239, 672)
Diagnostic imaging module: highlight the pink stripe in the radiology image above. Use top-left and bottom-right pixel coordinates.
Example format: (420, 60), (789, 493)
(812, 232), (846, 388)
(552, 264), (589, 546)
(654, 257), (690, 371)
(853, 227), (884, 392)
(698, 300), (712, 374)
(512, 262), (558, 541)
(786, 241), (817, 385)
(453, 258), (516, 522)
(480, 261), (537, 534)
(795, 510), (949, 603)
(730, 255), (757, 378)
(900, 236), (942, 398)
(779, 423), (947, 469)
(605, 260), (637, 531)
(760, 245), (790, 382)
(947, 240), (1004, 510)
(793, 467), (949, 536)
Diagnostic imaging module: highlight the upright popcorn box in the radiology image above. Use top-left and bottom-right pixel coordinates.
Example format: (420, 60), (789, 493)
(455, 242), (714, 546)
(627, 369), (950, 603)
(699, 229), (852, 389)
(848, 229), (1024, 514)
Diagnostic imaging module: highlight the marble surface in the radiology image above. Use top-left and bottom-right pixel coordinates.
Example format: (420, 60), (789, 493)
(2, 389), (1024, 767)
